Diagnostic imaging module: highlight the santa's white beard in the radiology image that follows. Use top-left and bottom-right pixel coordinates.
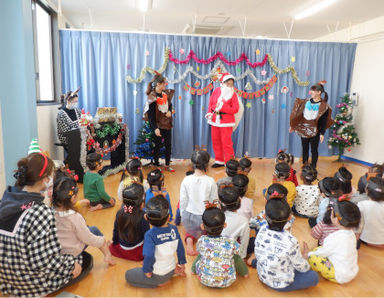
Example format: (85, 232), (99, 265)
(220, 85), (234, 100)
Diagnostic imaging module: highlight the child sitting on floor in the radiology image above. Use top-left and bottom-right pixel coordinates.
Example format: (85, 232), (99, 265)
(351, 163), (383, 204)
(83, 152), (116, 211)
(125, 196), (186, 288)
(275, 150), (298, 186)
(249, 198), (318, 292)
(219, 185), (250, 259)
(232, 174), (254, 220)
(334, 166), (354, 196)
(357, 177), (384, 248)
(239, 157), (256, 199)
(109, 183), (150, 260)
(117, 158), (149, 200)
(308, 177), (342, 228)
(311, 203), (339, 246)
(293, 165), (321, 218)
(216, 159), (240, 187)
(180, 150), (218, 256)
(304, 199), (361, 284)
(52, 176), (115, 265)
(145, 169), (173, 221)
(272, 162), (296, 208)
(192, 207), (248, 288)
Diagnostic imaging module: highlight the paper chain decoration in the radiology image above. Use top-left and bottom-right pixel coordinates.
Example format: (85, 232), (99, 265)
(126, 48), (309, 86)
(184, 75), (278, 98)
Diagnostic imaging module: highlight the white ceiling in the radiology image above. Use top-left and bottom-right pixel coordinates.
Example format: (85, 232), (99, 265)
(58, 0), (384, 40)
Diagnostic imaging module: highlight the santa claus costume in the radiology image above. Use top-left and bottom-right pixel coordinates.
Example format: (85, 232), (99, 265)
(206, 73), (242, 168)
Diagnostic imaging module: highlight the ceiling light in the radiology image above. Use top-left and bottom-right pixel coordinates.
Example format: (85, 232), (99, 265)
(294, 0), (337, 21)
(137, 0), (153, 13)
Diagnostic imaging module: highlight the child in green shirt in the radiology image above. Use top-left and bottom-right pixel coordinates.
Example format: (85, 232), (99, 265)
(84, 152), (115, 211)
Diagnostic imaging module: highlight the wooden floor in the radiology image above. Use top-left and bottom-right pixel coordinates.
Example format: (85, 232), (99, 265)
(51, 156), (384, 297)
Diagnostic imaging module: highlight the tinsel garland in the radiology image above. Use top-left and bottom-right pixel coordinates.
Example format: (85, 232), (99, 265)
(167, 60), (270, 85)
(126, 48), (170, 83)
(168, 49), (268, 67)
(95, 123), (121, 138)
(80, 123), (130, 177)
(267, 54), (309, 86)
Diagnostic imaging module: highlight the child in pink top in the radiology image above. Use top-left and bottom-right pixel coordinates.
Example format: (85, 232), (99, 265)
(52, 175), (115, 265)
(232, 174), (253, 220)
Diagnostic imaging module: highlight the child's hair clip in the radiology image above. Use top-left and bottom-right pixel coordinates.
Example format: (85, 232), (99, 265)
(124, 205), (134, 214)
(204, 201), (218, 209)
(219, 183), (234, 189)
(338, 194), (350, 202)
(243, 152), (250, 159)
(131, 155), (140, 160)
(269, 191), (285, 199)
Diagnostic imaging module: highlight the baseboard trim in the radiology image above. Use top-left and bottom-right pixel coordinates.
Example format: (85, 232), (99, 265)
(341, 155), (373, 167)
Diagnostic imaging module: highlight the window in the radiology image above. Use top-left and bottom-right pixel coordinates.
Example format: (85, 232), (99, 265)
(32, 0), (58, 102)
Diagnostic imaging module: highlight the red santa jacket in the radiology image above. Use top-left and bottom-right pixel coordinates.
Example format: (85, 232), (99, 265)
(208, 87), (239, 127)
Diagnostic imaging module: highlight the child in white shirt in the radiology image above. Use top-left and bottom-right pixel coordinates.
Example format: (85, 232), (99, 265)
(180, 150), (218, 256)
(232, 174), (254, 220)
(357, 177), (384, 248)
(250, 198), (318, 291)
(293, 165), (321, 218)
(304, 199), (361, 284)
(219, 186), (250, 259)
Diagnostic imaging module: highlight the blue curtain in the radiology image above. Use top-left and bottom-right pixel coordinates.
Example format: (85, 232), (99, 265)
(60, 30), (356, 159)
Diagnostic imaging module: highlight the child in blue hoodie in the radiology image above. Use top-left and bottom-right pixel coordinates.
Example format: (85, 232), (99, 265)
(125, 195), (186, 288)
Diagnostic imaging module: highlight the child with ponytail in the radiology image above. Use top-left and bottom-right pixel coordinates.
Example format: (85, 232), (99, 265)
(117, 158), (149, 200)
(109, 183), (150, 260)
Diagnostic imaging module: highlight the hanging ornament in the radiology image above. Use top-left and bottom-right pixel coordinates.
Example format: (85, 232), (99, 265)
(256, 49), (261, 55)
(281, 86), (289, 94)
(179, 48), (185, 55)
(261, 70), (267, 76)
(246, 102), (252, 108)
(178, 95), (182, 100)
(237, 67), (241, 73)
(196, 66), (200, 71)
(261, 98), (266, 104)
(189, 99), (194, 105)
(133, 90), (138, 96)
(268, 94), (274, 100)
(291, 56), (296, 63)
(245, 82), (252, 90)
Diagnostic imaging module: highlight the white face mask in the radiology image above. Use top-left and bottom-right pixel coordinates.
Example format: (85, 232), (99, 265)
(220, 85), (234, 100)
(67, 102), (78, 110)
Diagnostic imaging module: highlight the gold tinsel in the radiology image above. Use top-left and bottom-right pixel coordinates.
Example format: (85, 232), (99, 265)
(126, 48), (170, 83)
(267, 53), (309, 86)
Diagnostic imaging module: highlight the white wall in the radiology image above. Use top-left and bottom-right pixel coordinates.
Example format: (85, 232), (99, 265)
(0, 103), (6, 194)
(345, 38), (384, 164)
(36, 104), (64, 160)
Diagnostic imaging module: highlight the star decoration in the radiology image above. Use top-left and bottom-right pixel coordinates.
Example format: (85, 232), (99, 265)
(237, 67), (242, 73)
(196, 66), (200, 72)
(20, 204), (27, 210)
(261, 70), (267, 76)
(179, 48), (185, 55)
(268, 94), (274, 100)
(291, 56), (296, 63)
(281, 103), (287, 109)
(189, 99), (194, 105)
(133, 90), (138, 96)
(246, 102), (252, 108)
(178, 95), (182, 100)
(256, 49), (261, 55)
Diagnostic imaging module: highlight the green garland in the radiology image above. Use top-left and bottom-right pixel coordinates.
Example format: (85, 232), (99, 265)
(95, 123), (121, 138)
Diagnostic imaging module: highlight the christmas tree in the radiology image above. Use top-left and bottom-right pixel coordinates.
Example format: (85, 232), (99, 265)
(134, 121), (165, 163)
(328, 94), (360, 161)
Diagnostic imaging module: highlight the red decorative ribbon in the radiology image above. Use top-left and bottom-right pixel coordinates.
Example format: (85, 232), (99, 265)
(169, 49), (268, 68)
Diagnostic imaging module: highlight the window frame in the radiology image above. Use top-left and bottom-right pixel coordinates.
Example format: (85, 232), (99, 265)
(32, 0), (61, 105)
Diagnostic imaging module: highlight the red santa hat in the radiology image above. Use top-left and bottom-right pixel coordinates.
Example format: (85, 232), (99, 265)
(220, 72), (235, 84)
